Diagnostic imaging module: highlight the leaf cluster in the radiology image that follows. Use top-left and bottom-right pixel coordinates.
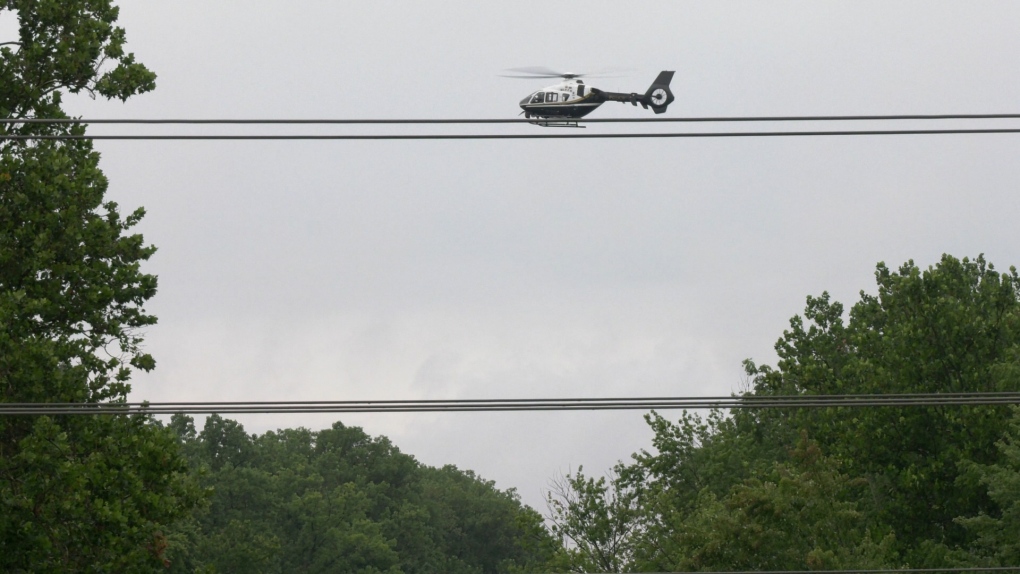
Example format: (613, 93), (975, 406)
(165, 415), (564, 574)
(1, 0), (156, 131)
(1, 3), (202, 571)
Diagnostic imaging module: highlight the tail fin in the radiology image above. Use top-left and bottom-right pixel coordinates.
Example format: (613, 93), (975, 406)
(644, 71), (675, 114)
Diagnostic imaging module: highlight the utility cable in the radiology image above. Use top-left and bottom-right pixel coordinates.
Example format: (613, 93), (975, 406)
(5, 114), (1020, 124)
(3, 392), (1019, 415)
(605, 569), (1020, 574)
(5, 128), (1020, 140)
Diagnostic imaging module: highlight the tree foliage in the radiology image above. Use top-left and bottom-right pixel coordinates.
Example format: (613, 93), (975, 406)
(750, 255), (1020, 557)
(956, 406), (1020, 565)
(547, 466), (638, 572)
(1, 0), (156, 124)
(166, 415), (564, 574)
(548, 255), (1020, 571)
(1, 1), (202, 570)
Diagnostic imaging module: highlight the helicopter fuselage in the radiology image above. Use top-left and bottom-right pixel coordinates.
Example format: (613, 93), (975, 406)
(517, 72), (675, 124)
(519, 79), (604, 119)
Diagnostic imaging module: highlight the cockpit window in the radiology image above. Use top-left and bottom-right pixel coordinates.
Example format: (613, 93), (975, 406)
(545, 92), (558, 103)
(530, 93), (544, 104)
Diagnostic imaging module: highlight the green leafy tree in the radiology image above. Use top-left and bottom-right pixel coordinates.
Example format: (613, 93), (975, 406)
(956, 406), (1020, 565)
(200, 518), (282, 574)
(168, 415), (561, 573)
(557, 255), (1020, 571)
(746, 255), (1020, 558)
(419, 465), (561, 573)
(643, 436), (897, 572)
(546, 466), (639, 572)
(617, 409), (794, 570)
(1, 0), (155, 124)
(280, 484), (401, 573)
(552, 420), (895, 572)
(1, 1), (201, 570)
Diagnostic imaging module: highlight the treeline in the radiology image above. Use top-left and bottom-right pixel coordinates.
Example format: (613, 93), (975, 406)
(548, 255), (1020, 572)
(161, 415), (564, 573)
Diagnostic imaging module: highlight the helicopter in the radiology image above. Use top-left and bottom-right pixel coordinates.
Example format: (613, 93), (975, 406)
(502, 67), (675, 127)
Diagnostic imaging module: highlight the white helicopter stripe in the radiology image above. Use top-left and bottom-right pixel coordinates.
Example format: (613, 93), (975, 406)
(523, 102), (601, 107)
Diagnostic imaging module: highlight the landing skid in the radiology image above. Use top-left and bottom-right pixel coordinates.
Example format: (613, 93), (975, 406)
(528, 120), (585, 128)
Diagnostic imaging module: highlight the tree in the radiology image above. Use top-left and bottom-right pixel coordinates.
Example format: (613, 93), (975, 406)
(746, 255), (1020, 558)
(617, 409), (796, 570)
(551, 420), (896, 572)
(420, 465), (562, 573)
(1, 0), (155, 124)
(1, 1), (200, 570)
(956, 406), (1020, 565)
(558, 254), (1020, 570)
(641, 435), (897, 572)
(546, 466), (639, 572)
(167, 415), (563, 573)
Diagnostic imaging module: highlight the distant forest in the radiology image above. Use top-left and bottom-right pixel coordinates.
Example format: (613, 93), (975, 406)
(161, 414), (561, 573)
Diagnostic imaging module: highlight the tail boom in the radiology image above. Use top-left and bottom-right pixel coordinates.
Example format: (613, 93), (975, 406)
(591, 70), (675, 114)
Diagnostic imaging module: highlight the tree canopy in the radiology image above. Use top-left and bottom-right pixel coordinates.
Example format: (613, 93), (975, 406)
(1, 1), (202, 570)
(165, 415), (564, 574)
(550, 255), (1020, 572)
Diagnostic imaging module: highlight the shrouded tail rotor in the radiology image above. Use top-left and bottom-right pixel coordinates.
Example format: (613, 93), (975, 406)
(644, 71), (675, 114)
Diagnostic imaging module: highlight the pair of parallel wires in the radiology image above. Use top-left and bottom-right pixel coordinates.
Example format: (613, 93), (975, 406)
(600, 570), (1020, 574)
(4, 392), (1020, 415)
(5, 113), (1020, 139)
(2, 114), (1020, 413)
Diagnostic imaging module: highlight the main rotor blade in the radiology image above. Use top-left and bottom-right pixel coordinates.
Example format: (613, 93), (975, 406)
(499, 66), (634, 80)
(503, 66), (568, 77)
(576, 67), (634, 79)
(498, 74), (564, 79)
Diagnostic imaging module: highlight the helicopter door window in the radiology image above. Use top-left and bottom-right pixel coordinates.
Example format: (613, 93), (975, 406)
(546, 92), (558, 103)
(561, 93), (569, 102)
(530, 93), (544, 104)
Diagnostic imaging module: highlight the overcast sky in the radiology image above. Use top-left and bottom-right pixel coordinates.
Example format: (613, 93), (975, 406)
(6, 1), (1020, 511)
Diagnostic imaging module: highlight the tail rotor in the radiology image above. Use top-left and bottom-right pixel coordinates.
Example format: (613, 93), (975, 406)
(644, 71), (675, 114)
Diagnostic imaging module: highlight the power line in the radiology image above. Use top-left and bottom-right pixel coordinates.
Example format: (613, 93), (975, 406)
(5, 114), (1020, 124)
(607, 569), (1020, 574)
(5, 128), (1020, 140)
(610, 569), (1020, 574)
(3, 392), (1018, 415)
